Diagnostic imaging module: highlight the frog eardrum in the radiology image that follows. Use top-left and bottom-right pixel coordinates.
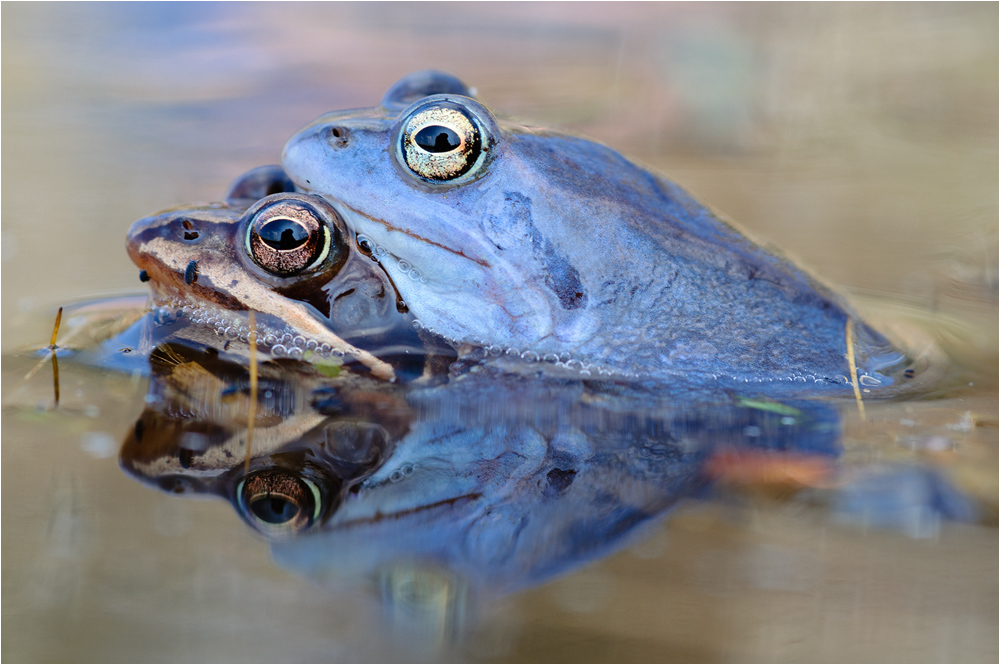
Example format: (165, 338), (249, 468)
(243, 194), (344, 277)
(394, 96), (496, 185)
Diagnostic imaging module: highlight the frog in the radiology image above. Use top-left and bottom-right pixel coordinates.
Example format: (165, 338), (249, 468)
(280, 71), (916, 392)
(125, 166), (456, 382)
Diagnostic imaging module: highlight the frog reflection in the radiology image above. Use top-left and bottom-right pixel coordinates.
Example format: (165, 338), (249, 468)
(124, 167), (455, 382)
(120, 340), (841, 622)
(121, 341), (410, 537)
(282, 71), (915, 391)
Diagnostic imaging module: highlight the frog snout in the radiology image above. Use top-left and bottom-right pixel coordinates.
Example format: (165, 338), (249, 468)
(126, 212), (205, 280)
(125, 215), (157, 266)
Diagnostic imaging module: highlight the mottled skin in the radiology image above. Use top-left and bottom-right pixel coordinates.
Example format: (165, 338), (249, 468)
(126, 188), (416, 381)
(282, 72), (911, 390)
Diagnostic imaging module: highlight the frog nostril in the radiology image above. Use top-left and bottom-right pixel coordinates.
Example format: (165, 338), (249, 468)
(180, 219), (200, 241)
(328, 126), (349, 148)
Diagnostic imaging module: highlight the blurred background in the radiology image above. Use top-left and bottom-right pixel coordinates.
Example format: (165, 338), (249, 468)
(2, 3), (997, 662)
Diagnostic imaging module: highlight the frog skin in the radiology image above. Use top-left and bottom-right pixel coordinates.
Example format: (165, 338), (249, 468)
(125, 170), (446, 382)
(281, 71), (912, 391)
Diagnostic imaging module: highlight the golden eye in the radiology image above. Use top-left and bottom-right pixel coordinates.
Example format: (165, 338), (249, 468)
(397, 100), (492, 183)
(244, 195), (340, 276)
(235, 469), (322, 539)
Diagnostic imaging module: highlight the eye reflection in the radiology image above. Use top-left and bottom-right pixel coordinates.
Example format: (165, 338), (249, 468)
(235, 469), (322, 538)
(414, 125), (461, 153)
(257, 216), (310, 251)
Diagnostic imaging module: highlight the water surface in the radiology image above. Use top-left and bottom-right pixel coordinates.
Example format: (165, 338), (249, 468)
(3, 3), (997, 662)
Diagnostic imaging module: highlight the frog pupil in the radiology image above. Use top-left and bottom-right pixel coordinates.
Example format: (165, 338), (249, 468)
(414, 125), (460, 153)
(259, 218), (309, 250)
(249, 496), (299, 524)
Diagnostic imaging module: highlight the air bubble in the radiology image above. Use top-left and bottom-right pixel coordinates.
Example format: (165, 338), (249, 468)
(319, 343), (332, 355)
(272, 344), (287, 356)
(224, 327), (238, 340)
(152, 309), (173, 325)
(520, 351), (540, 362)
(288, 347), (304, 359)
(542, 353), (559, 364)
(281, 333), (294, 344)
(263, 334), (277, 346)
(292, 335), (306, 347)
(305, 339), (317, 350)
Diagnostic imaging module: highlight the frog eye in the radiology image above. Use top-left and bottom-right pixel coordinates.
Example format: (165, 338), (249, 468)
(244, 195), (339, 276)
(395, 98), (494, 184)
(235, 469), (322, 539)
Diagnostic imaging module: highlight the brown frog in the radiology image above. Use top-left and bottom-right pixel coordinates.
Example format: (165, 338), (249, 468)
(125, 167), (452, 382)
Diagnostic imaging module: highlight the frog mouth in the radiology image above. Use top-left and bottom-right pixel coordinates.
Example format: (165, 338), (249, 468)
(335, 492), (483, 529)
(338, 201), (490, 270)
(139, 280), (397, 381)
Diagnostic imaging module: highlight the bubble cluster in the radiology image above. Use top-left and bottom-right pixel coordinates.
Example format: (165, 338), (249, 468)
(395, 311), (623, 378)
(150, 299), (346, 361)
(356, 234), (428, 283)
(388, 463), (416, 483)
(395, 258), (428, 283)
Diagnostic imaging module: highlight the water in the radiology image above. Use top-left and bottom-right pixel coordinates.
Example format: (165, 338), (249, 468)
(2, 4), (997, 662)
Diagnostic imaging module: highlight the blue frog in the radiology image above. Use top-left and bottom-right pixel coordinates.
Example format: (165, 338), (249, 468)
(281, 71), (913, 392)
